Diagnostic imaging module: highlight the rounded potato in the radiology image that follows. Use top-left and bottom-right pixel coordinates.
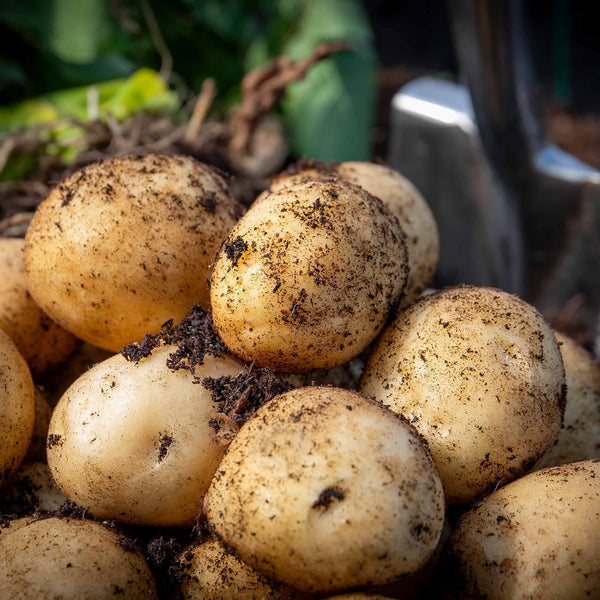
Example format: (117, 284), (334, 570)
(24, 154), (242, 351)
(361, 286), (565, 504)
(48, 344), (244, 526)
(447, 460), (600, 599)
(205, 386), (445, 593)
(537, 332), (600, 468)
(0, 238), (79, 376)
(268, 161), (439, 306)
(0, 330), (35, 487)
(0, 517), (157, 599)
(211, 178), (408, 372)
(177, 539), (299, 599)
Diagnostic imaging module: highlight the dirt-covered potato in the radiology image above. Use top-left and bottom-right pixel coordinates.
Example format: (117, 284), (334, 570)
(47, 344), (244, 526)
(537, 332), (600, 468)
(204, 386), (445, 594)
(0, 238), (79, 377)
(267, 161), (439, 306)
(447, 460), (600, 599)
(177, 539), (299, 599)
(0, 517), (157, 598)
(24, 388), (52, 463)
(24, 154), (242, 351)
(0, 330), (35, 487)
(361, 286), (565, 504)
(211, 178), (408, 373)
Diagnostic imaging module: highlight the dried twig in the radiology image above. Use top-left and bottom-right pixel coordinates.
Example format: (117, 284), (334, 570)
(184, 79), (216, 144)
(229, 41), (352, 155)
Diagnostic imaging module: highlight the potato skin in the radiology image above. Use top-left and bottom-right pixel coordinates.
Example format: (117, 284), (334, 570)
(267, 162), (439, 307)
(361, 286), (565, 504)
(0, 330), (35, 487)
(47, 344), (244, 526)
(0, 517), (157, 599)
(447, 460), (600, 600)
(204, 386), (445, 593)
(24, 154), (242, 352)
(537, 332), (600, 468)
(0, 238), (79, 377)
(177, 539), (300, 600)
(211, 178), (408, 373)
(23, 387), (52, 463)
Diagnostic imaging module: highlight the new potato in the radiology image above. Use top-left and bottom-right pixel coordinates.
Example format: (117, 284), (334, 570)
(24, 154), (242, 351)
(211, 178), (408, 372)
(361, 286), (565, 504)
(0, 517), (157, 599)
(0, 329), (35, 487)
(47, 344), (244, 526)
(447, 460), (600, 599)
(204, 386), (445, 593)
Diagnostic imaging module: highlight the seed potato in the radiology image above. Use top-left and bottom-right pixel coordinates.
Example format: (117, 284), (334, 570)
(0, 329), (35, 487)
(537, 332), (600, 468)
(0, 238), (79, 376)
(204, 386), (445, 594)
(267, 161), (439, 306)
(447, 460), (600, 599)
(47, 344), (244, 526)
(361, 286), (565, 504)
(0, 517), (158, 599)
(177, 539), (299, 599)
(24, 154), (243, 351)
(211, 178), (408, 373)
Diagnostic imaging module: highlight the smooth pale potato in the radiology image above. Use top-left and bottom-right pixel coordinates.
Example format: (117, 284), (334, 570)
(0, 517), (35, 537)
(211, 178), (408, 373)
(0, 517), (157, 599)
(537, 332), (600, 468)
(5, 462), (67, 511)
(447, 460), (600, 599)
(361, 286), (565, 504)
(0, 238), (79, 377)
(24, 388), (52, 463)
(267, 162), (439, 306)
(177, 539), (299, 599)
(24, 154), (242, 351)
(205, 387), (445, 594)
(47, 344), (244, 526)
(0, 330), (35, 487)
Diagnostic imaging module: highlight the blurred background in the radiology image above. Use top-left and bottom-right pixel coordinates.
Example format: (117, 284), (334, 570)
(1, 0), (599, 346)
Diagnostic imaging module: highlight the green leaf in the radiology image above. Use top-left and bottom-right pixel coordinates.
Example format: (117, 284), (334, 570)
(281, 0), (376, 161)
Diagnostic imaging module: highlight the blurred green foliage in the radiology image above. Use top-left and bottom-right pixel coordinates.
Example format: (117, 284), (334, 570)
(0, 0), (376, 162)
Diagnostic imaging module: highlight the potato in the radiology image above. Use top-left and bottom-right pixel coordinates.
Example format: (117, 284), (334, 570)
(204, 386), (445, 594)
(0, 330), (35, 487)
(176, 539), (299, 599)
(24, 388), (52, 463)
(24, 154), (243, 351)
(211, 178), (408, 373)
(0, 238), (79, 377)
(0, 517), (158, 598)
(447, 460), (600, 599)
(267, 161), (439, 306)
(47, 344), (244, 526)
(537, 332), (600, 468)
(325, 595), (395, 600)
(361, 286), (565, 504)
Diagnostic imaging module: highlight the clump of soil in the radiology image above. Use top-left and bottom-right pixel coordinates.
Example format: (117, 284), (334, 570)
(120, 304), (227, 377)
(203, 366), (292, 444)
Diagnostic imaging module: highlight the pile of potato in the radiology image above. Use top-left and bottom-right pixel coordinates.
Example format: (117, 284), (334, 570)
(0, 153), (599, 599)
